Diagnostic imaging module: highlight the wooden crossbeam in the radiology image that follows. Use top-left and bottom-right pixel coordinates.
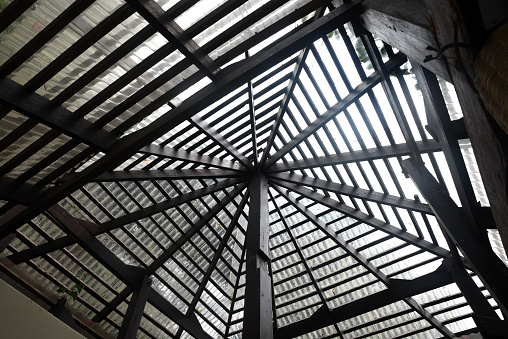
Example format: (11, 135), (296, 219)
(125, 0), (219, 80)
(269, 173), (433, 214)
(274, 181), (450, 258)
(276, 262), (454, 338)
(263, 52), (407, 168)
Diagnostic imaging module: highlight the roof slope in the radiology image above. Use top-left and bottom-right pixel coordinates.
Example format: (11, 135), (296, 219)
(0, 0), (498, 338)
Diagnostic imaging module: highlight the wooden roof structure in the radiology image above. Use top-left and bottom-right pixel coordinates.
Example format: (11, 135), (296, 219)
(1, 0), (508, 338)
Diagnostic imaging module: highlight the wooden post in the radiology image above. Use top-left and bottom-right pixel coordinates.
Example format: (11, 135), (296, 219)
(403, 157), (508, 317)
(244, 173), (273, 339)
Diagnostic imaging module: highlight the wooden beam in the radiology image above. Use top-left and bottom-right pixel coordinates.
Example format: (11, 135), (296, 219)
(145, 183), (246, 276)
(403, 297), (454, 338)
(57, 168), (245, 183)
(276, 262), (454, 338)
(411, 61), (488, 243)
(358, 0), (451, 82)
(259, 6), (327, 168)
(423, 0), (508, 258)
(125, 0), (219, 79)
(275, 182), (450, 258)
(0, 0), (37, 34)
(139, 144), (245, 171)
(15, 204), (212, 338)
(0, 176), (44, 205)
(0, 0), (95, 76)
(0, 1), (363, 241)
(247, 56), (259, 168)
(118, 275), (152, 339)
(244, 173), (273, 339)
(267, 140), (441, 173)
(264, 52), (407, 168)
(94, 183), (247, 323)
(402, 157), (508, 317)
(269, 173), (433, 214)
(269, 189), (334, 309)
(270, 184), (390, 285)
(362, 34), (423, 164)
(148, 289), (212, 339)
(8, 178), (244, 263)
(190, 115), (253, 170)
(176, 191), (249, 337)
(25, 4), (135, 91)
(0, 77), (117, 152)
(442, 257), (498, 319)
(46, 204), (141, 286)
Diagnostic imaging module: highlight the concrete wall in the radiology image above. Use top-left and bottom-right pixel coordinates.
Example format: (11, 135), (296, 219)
(0, 278), (85, 339)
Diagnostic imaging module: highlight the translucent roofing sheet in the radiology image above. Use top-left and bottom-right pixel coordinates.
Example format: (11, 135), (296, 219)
(0, 0), (501, 338)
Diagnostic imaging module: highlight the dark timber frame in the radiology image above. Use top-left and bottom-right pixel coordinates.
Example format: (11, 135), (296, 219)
(0, 0), (507, 338)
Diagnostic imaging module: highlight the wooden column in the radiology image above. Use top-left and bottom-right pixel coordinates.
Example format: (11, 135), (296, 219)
(359, 0), (450, 82)
(403, 158), (508, 317)
(244, 172), (273, 339)
(422, 0), (508, 257)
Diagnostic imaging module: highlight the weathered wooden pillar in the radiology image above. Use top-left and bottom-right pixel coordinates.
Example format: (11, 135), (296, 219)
(403, 158), (508, 318)
(243, 172), (273, 339)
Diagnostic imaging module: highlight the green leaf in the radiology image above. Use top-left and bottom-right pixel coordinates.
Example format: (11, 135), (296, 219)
(67, 290), (78, 301)
(75, 283), (83, 293)
(57, 286), (66, 293)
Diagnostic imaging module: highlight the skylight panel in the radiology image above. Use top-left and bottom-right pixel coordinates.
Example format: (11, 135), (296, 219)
(371, 85), (407, 145)
(459, 139), (489, 206)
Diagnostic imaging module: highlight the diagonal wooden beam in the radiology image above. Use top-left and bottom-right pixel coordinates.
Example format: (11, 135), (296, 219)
(270, 184), (390, 285)
(402, 157), (508, 317)
(146, 183), (246, 276)
(246, 54), (259, 168)
(8, 178), (244, 264)
(275, 262), (454, 338)
(58, 168), (246, 183)
(411, 61), (489, 244)
(361, 33), (423, 164)
(0, 77), (117, 152)
(0, 0), (95, 76)
(0, 176), (44, 205)
(175, 191), (249, 338)
(264, 52), (407, 168)
(442, 257), (498, 319)
(0, 1), (363, 241)
(275, 182), (450, 258)
(270, 173), (433, 214)
(47, 204), (142, 285)
(118, 275), (152, 339)
(269, 189), (336, 311)
(148, 289), (211, 339)
(259, 6), (327, 168)
(139, 144), (245, 171)
(190, 115), (253, 170)
(269, 187), (347, 337)
(0, 0), (37, 34)
(46, 205), (213, 339)
(93, 183), (247, 322)
(403, 297), (454, 338)
(125, 0), (219, 80)
(267, 139), (441, 173)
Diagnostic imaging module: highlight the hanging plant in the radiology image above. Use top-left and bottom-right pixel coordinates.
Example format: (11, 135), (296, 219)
(57, 276), (85, 302)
